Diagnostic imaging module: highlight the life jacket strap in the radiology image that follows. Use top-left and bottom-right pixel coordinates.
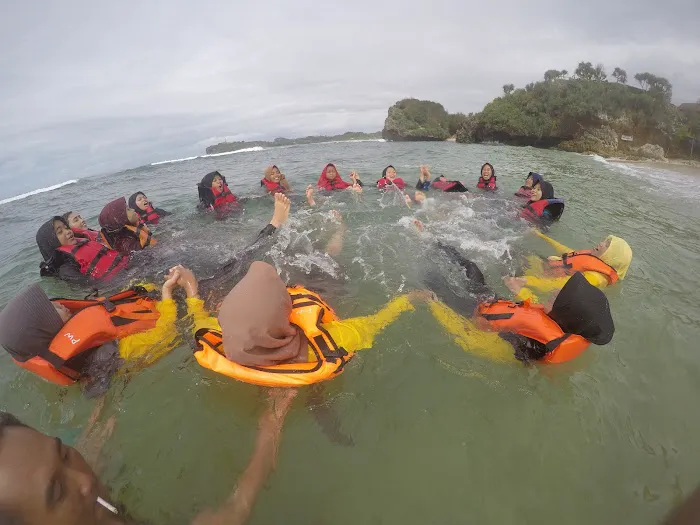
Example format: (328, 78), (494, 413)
(545, 333), (571, 352)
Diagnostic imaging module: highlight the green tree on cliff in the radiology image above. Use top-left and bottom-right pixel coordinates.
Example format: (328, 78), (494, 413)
(612, 67), (627, 84)
(503, 84), (515, 95)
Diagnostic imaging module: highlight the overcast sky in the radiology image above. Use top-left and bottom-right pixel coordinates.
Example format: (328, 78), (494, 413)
(1, 0), (699, 197)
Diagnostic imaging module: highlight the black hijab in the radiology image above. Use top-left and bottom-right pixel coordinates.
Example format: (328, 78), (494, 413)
(535, 180), (554, 200)
(198, 171), (226, 207)
(35, 216), (66, 262)
(128, 191), (147, 212)
(549, 272), (615, 345)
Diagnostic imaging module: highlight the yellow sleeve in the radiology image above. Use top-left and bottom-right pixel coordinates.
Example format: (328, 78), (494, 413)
(524, 270), (608, 294)
(522, 275), (572, 293)
(118, 299), (180, 366)
(515, 286), (541, 303)
(322, 295), (415, 353)
(535, 231), (573, 254)
(427, 300), (514, 362)
(185, 297), (221, 333)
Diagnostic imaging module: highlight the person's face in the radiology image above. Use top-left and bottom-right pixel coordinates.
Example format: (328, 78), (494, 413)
(591, 238), (611, 258)
(531, 183), (543, 201)
(53, 221), (76, 246)
(481, 164), (493, 179)
(325, 165), (337, 181)
(125, 208), (140, 226)
(134, 194), (149, 211)
(212, 176), (224, 192)
(385, 167), (397, 180)
(0, 426), (116, 525)
(271, 167), (281, 183)
(67, 213), (88, 231)
(51, 302), (72, 323)
(525, 176), (534, 188)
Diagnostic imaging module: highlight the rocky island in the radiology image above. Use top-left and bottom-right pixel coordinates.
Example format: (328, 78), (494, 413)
(381, 62), (699, 161)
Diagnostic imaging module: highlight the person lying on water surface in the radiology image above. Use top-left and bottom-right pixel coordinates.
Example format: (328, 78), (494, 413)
(416, 165), (468, 193)
(261, 165), (290, 193)
(10, 195), (294, 396)
(127, 192), (169, 225)
(422, 243), (614, 364)
(36, 216), (128, 286)
(98, 198), (157, 256)
(503, 230), (633, 303)
(197, 171), (238, 212)
(520, 179), (565, 223)
(316, 163), (363, 192)
(62, 211), (105, 243)
(0, 387), (296, 525)
(515, 171), (543, 199)
(476, 162), (497, 191)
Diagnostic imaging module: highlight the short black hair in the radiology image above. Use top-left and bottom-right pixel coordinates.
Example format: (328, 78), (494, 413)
(61, 211), (74, 223)
(0, 413), (28, 525)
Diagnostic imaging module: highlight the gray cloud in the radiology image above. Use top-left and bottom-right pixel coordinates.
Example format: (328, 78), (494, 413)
(1, 0), (699, 197)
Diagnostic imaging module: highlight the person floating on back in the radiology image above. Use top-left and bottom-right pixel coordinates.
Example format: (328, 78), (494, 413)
(503, 231), (633, 303)
(198, 170), (238, 211)
(476, 162), (497, 191)
(515, 172), (542, 199)
(0, 268), (195, 397)
(422, 246), (615, 364)
(377, 165), (406, 190)
(193, 260), (420, 387)
(36, 216), (127, 285)
(520, 179), (564, 223)
(98, 197), (157, 256)
(418, 165), (468, 192)
(261, 165), (290, 193)
(128, 191), (169, 225)
(317, 163), (363, 192)
(61, 210), (107, 245)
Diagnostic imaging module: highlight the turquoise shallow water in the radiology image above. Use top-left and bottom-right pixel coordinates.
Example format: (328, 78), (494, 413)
(1, 141), (700, 524)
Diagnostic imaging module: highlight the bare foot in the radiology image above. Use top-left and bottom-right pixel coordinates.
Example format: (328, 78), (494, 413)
(270, 193), (291, 228)
(306, 184), (316, 206)
(351, 183), (363, 193)
(404, 194), (412, 205)
(414, 191), (426, 203)
(413, 219), (424, 232)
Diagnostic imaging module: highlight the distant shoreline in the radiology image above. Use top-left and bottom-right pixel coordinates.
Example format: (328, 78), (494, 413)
(205, 131), (383, 155)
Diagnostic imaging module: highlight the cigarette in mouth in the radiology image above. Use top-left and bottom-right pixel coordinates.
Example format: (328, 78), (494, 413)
(97, 496), (118, 514)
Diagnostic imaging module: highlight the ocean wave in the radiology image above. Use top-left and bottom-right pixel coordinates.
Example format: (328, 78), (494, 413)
(151, 146), (265, 166)
(0, 180), (79, 206)
(589, 154), (609, 164)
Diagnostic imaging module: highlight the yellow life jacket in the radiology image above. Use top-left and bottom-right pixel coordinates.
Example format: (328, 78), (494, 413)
(194, 287), (353, 387)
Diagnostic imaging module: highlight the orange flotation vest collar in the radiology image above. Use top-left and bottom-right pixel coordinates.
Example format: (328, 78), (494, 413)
(194, 287), (353, 387)
(11, 288), (160, 385)
(56, 239), (128, 282)
(101, 223), (156, 251)
(546, 251), (619, 285)
(477, 299), (590, 364)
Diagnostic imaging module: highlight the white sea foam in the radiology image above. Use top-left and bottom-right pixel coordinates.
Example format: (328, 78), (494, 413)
(0, 180), (79, 205)
(590, 154), (609, 164)
(150, 146), (265, 166)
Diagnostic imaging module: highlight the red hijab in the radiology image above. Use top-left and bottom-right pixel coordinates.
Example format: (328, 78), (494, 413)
(317, 163), (351, 191)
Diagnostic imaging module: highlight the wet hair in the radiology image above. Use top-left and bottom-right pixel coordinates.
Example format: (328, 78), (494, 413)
(61, 211), (75, 223)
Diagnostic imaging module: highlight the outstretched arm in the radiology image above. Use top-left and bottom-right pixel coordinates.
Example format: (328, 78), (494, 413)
(533, 230), (573, 254)
(192, 389), (297, 525)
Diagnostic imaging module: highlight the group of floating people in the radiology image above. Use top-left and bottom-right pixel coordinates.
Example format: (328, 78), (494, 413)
(0, 161), (637, 524)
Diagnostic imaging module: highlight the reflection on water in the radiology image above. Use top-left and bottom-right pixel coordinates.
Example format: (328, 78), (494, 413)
(1, 142), (700, 524)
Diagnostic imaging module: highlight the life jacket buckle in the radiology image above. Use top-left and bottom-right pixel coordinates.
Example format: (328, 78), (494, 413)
(101, 299), (116, 312)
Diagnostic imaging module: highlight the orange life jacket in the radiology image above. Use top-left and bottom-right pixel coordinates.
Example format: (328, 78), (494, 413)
(545, 250), (619, 285)
(477, 299), (590, 364)
(194, 287), (353, 387)
(11, 288), (160, 385)
(101, 223), (156, 251)
(139, 205), (161, 224)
